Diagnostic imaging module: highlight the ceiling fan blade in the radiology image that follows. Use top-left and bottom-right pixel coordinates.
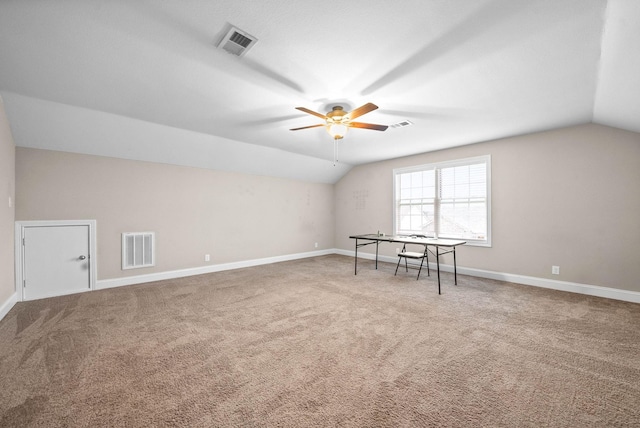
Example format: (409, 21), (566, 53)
(348, 122), (388, 131)
(346, 103), (379, 120)
(295, 107), (327, 120)
(290, 124), (325, 131)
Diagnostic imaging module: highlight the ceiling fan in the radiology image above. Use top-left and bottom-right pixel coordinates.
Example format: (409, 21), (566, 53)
(290, 102), (388, 140)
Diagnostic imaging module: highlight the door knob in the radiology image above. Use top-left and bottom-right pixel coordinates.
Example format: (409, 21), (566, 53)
(79, 255), (86, 260)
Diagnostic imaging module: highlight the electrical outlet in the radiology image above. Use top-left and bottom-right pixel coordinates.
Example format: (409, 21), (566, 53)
(552, 265), (560, 275)
(314, 242), (318, 248)
(396, 248), (400, 254)
(205, 254), (210, 262)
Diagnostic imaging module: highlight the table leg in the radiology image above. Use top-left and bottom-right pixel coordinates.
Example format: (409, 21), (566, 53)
(354, 239), (358, 275)
(375, 241), (379, 269)
(453, 246), (458, 285)
(436, 246), (441, 295)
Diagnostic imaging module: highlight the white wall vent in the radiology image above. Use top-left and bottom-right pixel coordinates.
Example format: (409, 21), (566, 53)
(391, 120), (413, 129)
(218, 26), (258, 57)
(122, 232), (155, 270)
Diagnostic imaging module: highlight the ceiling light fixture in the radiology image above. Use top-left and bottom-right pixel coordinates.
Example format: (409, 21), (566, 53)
(327, 123), (347, 139)
(326, 123), (348, 141)
(325, 107), (349, 165)
(325, 106), (348, 140)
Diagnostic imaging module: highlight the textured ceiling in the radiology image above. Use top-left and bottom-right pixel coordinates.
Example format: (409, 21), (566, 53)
(1, 0), (639, 183)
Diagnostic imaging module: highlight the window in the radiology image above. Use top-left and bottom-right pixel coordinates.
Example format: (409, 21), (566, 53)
(393, 155), (491, 246)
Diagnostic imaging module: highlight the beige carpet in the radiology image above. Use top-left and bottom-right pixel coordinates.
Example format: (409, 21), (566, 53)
(1, 255), (639, 427)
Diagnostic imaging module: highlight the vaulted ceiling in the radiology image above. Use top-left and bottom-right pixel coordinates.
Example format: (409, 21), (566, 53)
(1, 0), (638, 183)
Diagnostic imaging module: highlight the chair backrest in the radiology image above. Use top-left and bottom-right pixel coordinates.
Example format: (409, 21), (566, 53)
(401, 242), (429, 256)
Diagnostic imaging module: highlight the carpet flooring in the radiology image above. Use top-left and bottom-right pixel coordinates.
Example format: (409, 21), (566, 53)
(0, 255), (639, 427)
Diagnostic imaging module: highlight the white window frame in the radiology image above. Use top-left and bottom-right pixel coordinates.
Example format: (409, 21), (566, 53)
(393, 155), (491, 247)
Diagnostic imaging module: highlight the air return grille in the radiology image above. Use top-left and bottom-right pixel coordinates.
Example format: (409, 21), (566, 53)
(218, 26), (258, 57)
(391, 120), (413, 129)
(122, 232), (155, 270)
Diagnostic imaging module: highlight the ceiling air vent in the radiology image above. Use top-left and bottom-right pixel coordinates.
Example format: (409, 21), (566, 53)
(391, 120), (413, 129)
(218, 26), (258, 57)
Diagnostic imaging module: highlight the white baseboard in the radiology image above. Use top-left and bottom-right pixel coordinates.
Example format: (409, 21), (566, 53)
(0, 291), (18, 322)
(96, 249), (335, 290)
(336, 249), (640, 304)
(459, 266), (640, 304)
(95, 248), (640, 304)
(10, 248), (635, 311)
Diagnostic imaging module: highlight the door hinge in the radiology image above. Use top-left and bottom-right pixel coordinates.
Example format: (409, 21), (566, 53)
(22, 238), (25, 246)
(23, 279), (26, 288)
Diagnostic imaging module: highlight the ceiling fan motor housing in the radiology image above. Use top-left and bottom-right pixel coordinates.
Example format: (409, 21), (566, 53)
(326, 106), (347, 121)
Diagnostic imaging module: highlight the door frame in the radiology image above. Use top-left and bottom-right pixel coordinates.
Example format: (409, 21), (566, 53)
(15, 220), (97, 302)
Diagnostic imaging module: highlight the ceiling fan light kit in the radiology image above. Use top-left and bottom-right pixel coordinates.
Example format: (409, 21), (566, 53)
(290, 102), (389, 164)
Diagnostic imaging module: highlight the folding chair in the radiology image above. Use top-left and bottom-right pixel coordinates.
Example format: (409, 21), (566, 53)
(394, 242), (430, 280)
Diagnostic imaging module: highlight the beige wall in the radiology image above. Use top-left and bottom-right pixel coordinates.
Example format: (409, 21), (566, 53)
(12, 123), (640, 293)
(0, 98), (16, 305)
(16, 148), (334, 280)
(335, 124), (640, 293)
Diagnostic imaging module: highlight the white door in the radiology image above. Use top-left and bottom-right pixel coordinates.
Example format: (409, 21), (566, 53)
(22, 225), (91, 301)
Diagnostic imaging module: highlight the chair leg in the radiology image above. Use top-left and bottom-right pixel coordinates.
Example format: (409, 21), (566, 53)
(416, 257), (425, 280)
(394, 257), (401, 275)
